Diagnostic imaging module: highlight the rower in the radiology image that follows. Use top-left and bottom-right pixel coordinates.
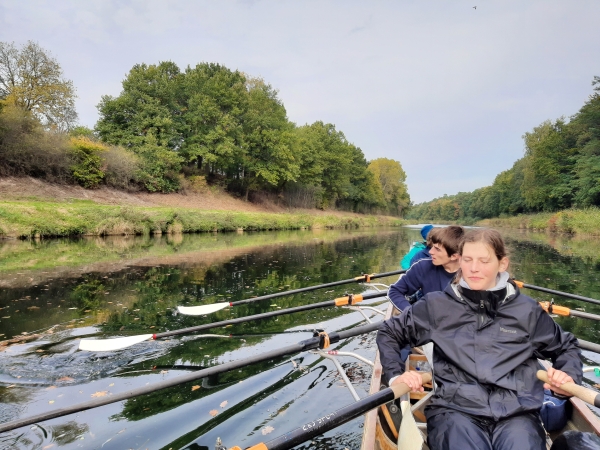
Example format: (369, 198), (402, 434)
(389, 225), (464, 310)
(377, 229), (582, 450)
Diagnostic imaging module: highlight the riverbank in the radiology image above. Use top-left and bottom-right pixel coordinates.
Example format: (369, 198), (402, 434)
(0, 201), (403, 238)
(477, 208), (600, 235)
(0, 177), (403, 238)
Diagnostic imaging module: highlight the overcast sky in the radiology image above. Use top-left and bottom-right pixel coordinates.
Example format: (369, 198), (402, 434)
(1, 1), (599, 203)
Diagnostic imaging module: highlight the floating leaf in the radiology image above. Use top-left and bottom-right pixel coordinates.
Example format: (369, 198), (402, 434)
(91, 391), (108, 398)
(48, 400), (54, 404)
(109, 383), (114, 387)
(209, 409), (218, 416)
(220, 400), (228, 408)
(262, 426), (275, 435)
(42, 444), (55, 449)
(191, 385), (200, 391)
(57, 377), (74, 383)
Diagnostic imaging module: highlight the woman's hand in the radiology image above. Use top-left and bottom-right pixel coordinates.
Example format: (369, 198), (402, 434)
(391, 371), (425, 392)
(544, 367), (574, 397)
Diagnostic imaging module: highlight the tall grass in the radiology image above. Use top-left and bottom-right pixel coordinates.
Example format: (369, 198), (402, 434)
(0, 200), (404, 239)
(478, 208), (600, 235)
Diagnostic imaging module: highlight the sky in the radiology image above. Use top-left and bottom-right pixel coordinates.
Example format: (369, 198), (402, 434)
(1, 1), (599, 203)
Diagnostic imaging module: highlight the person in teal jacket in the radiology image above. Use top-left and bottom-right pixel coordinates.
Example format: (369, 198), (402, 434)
(401, 224), (433, 269)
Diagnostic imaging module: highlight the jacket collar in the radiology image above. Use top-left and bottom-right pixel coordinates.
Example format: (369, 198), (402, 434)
(448, 279), (519, 330)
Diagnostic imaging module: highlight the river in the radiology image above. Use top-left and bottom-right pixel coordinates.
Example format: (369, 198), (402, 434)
(0, 227), (599, 449)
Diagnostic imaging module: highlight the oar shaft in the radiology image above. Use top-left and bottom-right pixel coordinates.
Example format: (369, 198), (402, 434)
(570, 310), (600, 321)
(578, 339), (600, 354)
(246, 373), (431, 450)
(519, 282), (600, 306)
(536, 370), (600, 408)
(230, 269), (404, 307)
(0, 321), (382, 434)
(157, 291), (387, 339)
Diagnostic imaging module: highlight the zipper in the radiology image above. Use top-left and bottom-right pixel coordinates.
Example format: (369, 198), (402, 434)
(479, 299), (485, 329)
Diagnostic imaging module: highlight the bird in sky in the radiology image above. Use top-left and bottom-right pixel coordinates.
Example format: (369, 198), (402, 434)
(473, 6), (477, 9)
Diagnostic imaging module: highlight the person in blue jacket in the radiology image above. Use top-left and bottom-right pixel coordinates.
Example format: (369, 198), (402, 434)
(389, 225), (464, 312)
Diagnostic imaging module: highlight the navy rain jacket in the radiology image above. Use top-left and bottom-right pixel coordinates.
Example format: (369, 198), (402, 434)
(377, 281), (582, 421)
(388, 258), (455, 311)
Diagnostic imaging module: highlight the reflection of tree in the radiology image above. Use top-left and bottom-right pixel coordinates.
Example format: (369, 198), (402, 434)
(2, 420), (89, 449)
(51, 421), (90, 445)
(506, 236), (600, 343)
(115, 353), (300, 423)
(70, 279), (105, 311)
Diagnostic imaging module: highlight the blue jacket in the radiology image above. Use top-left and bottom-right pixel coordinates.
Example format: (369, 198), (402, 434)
(409, 247), (431, 266)
(388, 258), (455, 311)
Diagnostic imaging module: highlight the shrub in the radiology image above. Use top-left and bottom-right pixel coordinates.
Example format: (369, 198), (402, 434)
(0, 105), (72, 181)
(102, 145), (141, 190)
(69, 136), (107, 188)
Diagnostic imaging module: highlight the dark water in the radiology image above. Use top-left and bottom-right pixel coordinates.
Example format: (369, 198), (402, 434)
(0, 227), (599, 450)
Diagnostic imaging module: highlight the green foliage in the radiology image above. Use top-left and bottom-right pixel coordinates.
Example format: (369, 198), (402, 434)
(68, 136), (106, 188)
(95, 61), (398, 208)
(69, 125), (95, 138)
(135, 133), (183, 193)
(408, 76), (600, 222)
(367, 158), (410, 215)
(0, 41), (77, 131)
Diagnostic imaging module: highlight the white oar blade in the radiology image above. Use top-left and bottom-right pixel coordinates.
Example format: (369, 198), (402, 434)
(79, 334), (153, 352)
(177, 302), (229, 316)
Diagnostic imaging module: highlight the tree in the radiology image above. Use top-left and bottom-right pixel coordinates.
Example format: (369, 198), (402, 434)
(521, 120), (576, 211)
(239, 78), (298, 192)
(367, 158), (410, 215)
(0, 41), (77, 131)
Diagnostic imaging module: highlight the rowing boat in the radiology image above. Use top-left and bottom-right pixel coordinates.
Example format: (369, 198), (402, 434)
(361, 304), (600, 450)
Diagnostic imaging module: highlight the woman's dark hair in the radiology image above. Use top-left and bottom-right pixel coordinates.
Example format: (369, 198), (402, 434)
(453, 228), (509, 284)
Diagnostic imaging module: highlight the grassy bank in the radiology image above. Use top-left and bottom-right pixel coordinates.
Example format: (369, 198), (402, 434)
(0, 200), (403, 239)
(478, 208), (600, 235)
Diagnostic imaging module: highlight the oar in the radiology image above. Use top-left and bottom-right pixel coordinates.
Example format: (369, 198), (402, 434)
(79, 291), (387, 351)
(0, 321), (382, 434)
(539, 301), (600, 322)
(515, 281), (600, 306)
(537, 370), (600, 408)
(227, 372), (432, 450)
(178, 269), (405, 315)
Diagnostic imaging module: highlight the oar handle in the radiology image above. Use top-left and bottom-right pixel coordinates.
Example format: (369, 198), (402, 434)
(536, 370), (600, 407)
(539, 301), (600, 322)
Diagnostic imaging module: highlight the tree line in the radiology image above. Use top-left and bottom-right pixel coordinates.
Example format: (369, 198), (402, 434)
(0, 41), (410, 216)
(408, 76), (600, 222)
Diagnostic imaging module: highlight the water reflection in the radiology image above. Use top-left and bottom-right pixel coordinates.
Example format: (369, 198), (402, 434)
(0, 227), (599, 449)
